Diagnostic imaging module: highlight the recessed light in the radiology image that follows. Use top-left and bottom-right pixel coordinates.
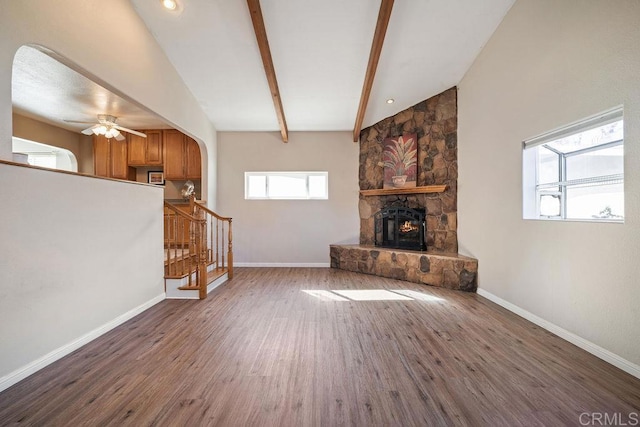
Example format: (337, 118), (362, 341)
(161, 0), (178, 11)
(386, 98), (395, 104)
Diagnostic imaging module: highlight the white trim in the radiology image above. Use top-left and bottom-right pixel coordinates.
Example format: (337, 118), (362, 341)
(0, 293), (166, 393)
(244, 171), (329, 200)
(523, 106), (623, 148)
(165, 272), (229, 300)
(207, 273), (228, 292)
(235, 262), (330, 268)
(477, 288), (640, 379)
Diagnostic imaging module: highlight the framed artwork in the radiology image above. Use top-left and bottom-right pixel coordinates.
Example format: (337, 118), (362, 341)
(382, 133), (418, 189)
(148, 171), (164, 185)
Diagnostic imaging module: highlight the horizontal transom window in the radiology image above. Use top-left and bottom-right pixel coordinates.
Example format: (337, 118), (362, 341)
(245, 171), (328, 200)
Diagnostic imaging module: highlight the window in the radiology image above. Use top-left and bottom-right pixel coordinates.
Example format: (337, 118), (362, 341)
(26, 152), (57, 169)
(523, 107), (624, 222)
(12, 137), (78, 172)
(245, 172), (328, 200)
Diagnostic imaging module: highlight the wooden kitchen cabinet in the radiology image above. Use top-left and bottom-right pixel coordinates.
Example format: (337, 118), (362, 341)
(163, 129), (186, 180)
(185, 137), (201, 179)
(128, 130), (162, 166)
(146, 130), (163, 165)
(93, 135), (110, 177)
(163, 130), (201, 180)
(93, 135), (135, 180)
(110, 138), (131, 179)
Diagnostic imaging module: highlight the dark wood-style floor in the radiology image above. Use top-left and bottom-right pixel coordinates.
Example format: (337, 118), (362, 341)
(1, 268), (639, 426)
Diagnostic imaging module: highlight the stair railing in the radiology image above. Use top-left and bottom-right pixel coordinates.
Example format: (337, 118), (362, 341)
(164, 197), (233, 299)
(164, 203), (206, 295)
(190, 196), (233, 280)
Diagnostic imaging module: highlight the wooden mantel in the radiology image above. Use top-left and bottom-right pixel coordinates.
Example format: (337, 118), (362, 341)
(359, 185), (447, 197)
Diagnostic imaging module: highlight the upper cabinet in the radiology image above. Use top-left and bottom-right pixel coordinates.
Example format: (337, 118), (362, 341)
(163, 129), (186, 180)
(93, 129), (200, 183)
(185, 137), (202, 180)
(163, 130), (201, 180)
(93, 135), (135, 180)
(110, 138), (132, 179)
(146, 131), (163, 165)
(93, 135), (110, 177)
(128, 130), (162, 166)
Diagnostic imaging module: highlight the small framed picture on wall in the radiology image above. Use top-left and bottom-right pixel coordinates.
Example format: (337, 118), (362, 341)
(148, 171), (164, 185)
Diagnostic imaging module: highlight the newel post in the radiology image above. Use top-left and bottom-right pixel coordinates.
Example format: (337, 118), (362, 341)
(189, 193), (196, 215)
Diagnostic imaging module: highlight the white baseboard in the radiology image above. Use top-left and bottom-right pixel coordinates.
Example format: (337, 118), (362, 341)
(208, 273), (228, 292)
(477, 288), (640, 379)
(235, 262), (330, 268)
(0, 293), (166, 393)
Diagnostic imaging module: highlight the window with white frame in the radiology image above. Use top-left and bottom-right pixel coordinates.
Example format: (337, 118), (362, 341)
(245, 172), (328, 200)
(12, 137), (78, 172)
(523, 107), (624, 222)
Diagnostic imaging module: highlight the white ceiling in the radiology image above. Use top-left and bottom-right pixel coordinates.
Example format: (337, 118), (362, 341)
(130, 0), (516, 131)
(12, 46), (169, 133)
(11, 0), (515, 135)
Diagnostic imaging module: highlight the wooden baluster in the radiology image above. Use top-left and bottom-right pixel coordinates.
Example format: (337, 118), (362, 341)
(198, 219), (207, 299)
(209, 215), (214, 265)
(216, 219), (220, 270)
(180, 217), (186, 281)
(172, 214), (178, 276)
(169, 212), (175, 277)
(221, 221), (226, 270)
(227, 218), (233, 279)
(170, 214), (175, 277)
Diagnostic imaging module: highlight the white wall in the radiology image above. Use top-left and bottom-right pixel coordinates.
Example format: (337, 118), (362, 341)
(217, 132), (360, 265)
(13, 114), (82, 165)
(0, 0), (217, 204)
(0, 0), (219, 390)
(0, 163), (165, 390)
(458, 0), (640, 372)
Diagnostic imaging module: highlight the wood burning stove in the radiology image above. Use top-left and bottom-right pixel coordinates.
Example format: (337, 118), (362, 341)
(374, 206), (427, 251)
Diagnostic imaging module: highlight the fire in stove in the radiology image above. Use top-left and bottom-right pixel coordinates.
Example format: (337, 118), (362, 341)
(399, 221), (418, 233)
(374, 206), (426, 251)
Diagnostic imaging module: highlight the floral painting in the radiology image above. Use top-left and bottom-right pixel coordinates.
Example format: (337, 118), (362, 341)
(382, 133), (417, 188)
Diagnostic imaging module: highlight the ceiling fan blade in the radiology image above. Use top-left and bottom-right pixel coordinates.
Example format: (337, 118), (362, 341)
(113, 125), (147, 138)
(81, 124), (99, 135)
(64, 119), (97, 124)
(114, 133), (126, 141)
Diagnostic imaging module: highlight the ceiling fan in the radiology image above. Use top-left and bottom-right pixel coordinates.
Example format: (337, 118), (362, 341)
(65, 114), (147, 141)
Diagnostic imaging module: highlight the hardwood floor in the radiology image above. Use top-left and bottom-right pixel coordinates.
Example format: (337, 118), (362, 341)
(1, 268), (638, 426)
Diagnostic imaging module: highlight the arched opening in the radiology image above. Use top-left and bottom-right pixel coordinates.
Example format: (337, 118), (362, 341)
(11, 44), (205, 199)
(12, 137), (78, 172)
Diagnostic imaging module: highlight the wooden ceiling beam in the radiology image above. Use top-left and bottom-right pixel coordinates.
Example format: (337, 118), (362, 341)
(352, 0), (395, 142)
(247, 0), (289, 143)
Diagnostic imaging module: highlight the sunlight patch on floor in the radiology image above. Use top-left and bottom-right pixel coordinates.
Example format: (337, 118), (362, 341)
(302, 288), (445, 302)
(390, 289), (445, 302)
(332, 289), (413, 301)
(301, 290), (349, 301)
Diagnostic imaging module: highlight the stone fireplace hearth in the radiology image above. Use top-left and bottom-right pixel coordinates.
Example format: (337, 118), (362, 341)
(330, 87), (478, 292)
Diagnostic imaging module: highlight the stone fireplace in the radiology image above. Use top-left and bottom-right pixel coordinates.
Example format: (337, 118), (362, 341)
(330, 87), (478, 292)
(359, 88), (458, 252)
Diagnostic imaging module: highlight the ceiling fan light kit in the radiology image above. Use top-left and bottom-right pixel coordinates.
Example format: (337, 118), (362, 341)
(71, 114), (147, 141)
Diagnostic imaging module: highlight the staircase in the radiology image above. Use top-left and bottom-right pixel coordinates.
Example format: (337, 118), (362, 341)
(164, 196), (233, 299)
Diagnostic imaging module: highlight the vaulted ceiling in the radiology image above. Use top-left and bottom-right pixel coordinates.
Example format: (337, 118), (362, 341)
(130, 0), (515, 133)
(12, 0), (516, 138)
